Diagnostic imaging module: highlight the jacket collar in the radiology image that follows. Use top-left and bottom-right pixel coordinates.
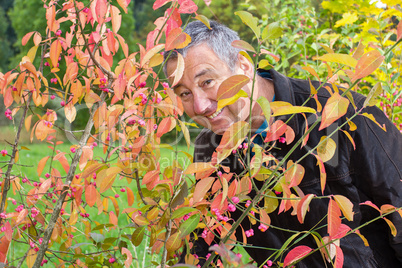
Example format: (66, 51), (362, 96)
(259, 69), (300, 135)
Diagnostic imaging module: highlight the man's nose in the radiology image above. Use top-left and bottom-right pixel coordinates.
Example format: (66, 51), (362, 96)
(193, 90), (213, 115)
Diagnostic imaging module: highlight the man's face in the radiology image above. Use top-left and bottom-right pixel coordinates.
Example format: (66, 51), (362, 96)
(166, 44), (254, 135)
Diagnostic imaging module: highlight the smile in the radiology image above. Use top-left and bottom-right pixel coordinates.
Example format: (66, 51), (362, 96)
(207, 108), (223, 119)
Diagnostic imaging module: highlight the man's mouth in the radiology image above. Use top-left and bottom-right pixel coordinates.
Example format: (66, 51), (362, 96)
(207, 108), (223, 119)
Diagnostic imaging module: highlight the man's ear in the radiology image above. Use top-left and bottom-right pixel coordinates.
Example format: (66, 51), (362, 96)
(237, 52), (254, 78)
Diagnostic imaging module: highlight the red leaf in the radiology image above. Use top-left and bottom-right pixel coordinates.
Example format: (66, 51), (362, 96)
(157, 117), (173, 138)
(265, 120), (287, 142)
(319, 92), (349, 131)
(85, 184), (97, 207)
(334, 245), (344, 268)
(4, 222), (12, 241)
(165, 28), (191, 51)
(360, 200), (381, 213)
(95, 0), (108, 25)
(398, 20), (402, 41)
(114, 74), (127, 100)
(331, 224), (351, 240)
(153, 0), (171, 10)
(178, 0), (198, 14)
(283, 246), (312, 267)
(328, 198), (342, 238)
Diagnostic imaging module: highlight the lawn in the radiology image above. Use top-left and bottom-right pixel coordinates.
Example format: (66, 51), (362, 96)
(2, 136), (193, 267)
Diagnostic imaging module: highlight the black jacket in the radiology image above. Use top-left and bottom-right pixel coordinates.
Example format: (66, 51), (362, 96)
(186, 69), (402, 267)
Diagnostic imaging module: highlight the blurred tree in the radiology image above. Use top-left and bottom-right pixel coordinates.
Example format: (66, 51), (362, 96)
(0, 7), (12, 73)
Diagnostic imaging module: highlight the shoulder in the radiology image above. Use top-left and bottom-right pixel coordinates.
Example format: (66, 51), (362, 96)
(193, 128), (222, 163)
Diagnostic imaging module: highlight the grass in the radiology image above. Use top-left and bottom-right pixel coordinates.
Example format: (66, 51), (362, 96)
(1, 134), (193, 267)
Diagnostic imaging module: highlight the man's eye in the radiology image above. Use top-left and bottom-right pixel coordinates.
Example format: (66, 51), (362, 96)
(203, 80), (213, 87)
(180, 91), (191, 98)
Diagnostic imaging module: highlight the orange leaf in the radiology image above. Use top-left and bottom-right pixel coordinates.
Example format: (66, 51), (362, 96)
(216, 74), (250, 100)
(259, 208), (271, 226)
(122, 247), (133, 268)
(126, 187), (134, 206)
(109, 211), (118, 229)
(333, 195), (354, 221)
(319, 92), (349, 131)
(22, 32), (35, 46)
(110, 6), (122, 32)
(193, 177), (214, 203)
(313, 154), (326, 194)
(352, 50), (384, 82)
(184, 162), (215, 175)
(328, 198), (342, 238)
(16, 209), (28, 225)
(283, 246), (312, 267)
(165, 27), (191, 51)
(166, 232), (182, 252)
(50, 40), (62, 68)
(398, 20), (402, 41)
(361, 113), (386, 131)
(302, 66), (319, 81)
(285, 160), (305, 188)
(26, 248), (36, 268)
(116, 0), (129, 13)
(157, 117), (174, 138)
(383, 217), (397, 237)
(86, 184), (97, 207)
(99, 167), (121, 193)
(38, 178), (51, 196)
(4, 222), (12, 241)
(37, 156), (50, 176)
(341, 130), (356, 150)
(297, 194), (314, 224)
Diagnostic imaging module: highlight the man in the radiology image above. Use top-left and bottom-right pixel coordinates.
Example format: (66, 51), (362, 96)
(164, 20), (402, 267)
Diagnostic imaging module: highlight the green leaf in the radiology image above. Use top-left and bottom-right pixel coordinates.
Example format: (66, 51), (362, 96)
(172, 207), (198, 220)
(171, 181), (188, 209)
(91, 224), (115, 231)
(234, 11), (260, 39)
(363, 82), (382, 107)
(257, 96), (271, 123)
(89, 233), (105, 243)
(179, 213), (200, 238)
(262, 21), (283, 41)
(131, 226), (146, 247)
(193, 15), (211, 29)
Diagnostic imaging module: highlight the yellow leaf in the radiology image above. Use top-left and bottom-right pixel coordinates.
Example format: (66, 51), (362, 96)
(184, 162), (215, 175)
(217, 75), (250, 100)
(217, 89), (248, 111)
(170, 53), (185, 87)
(27, 46), (39, 62)
(194, 14), (211, 29)
(333, 195), (354, 221)
(317, 136), (336, 163)
(271, 101), (316, 116)
(141, 44), (165, 67)
(314, 53), (357, 68)
(361, 113), (386, 131)
(26, 248), (37, 268)
(335, 12), (358, 28)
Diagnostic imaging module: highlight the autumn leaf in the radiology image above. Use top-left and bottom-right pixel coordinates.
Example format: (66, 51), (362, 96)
(297, 194), (314, 224)
(363, 82), (382, 107)
(217, 89), (248, 111)
(217, 75), (250, 100)
(194, 14), (211, 29)
(328, 198), (342, 238)
(193, 176), (215, 203)
(352, 50), (384, 82)
(86, 184), (97, 207)
(153, 0), (171, 10)
(319, 92), (349, 131)
(262, 21), (283, 41)
(122, 247), (133, 268)
(166, 232), (182, 252)
(314, 53), (357, 68)
(231, 40), (256, 53)
(270, 101), (316, 117)
(283, 246), (312, 267)
(37, 156), (50, 176)
(165, 28), (191, 51)
(333, 195), (354, 221)
(317, 136), (336, 163)
(285, 160), (305, 188)
(178, 0), (198, 14)
(170, 53), (185, 87)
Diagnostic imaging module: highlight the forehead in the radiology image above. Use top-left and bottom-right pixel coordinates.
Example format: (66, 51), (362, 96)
(166, 43), (231, 85)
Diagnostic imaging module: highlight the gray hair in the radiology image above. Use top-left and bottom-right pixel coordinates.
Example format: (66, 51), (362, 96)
(163, 20), (243, 76)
